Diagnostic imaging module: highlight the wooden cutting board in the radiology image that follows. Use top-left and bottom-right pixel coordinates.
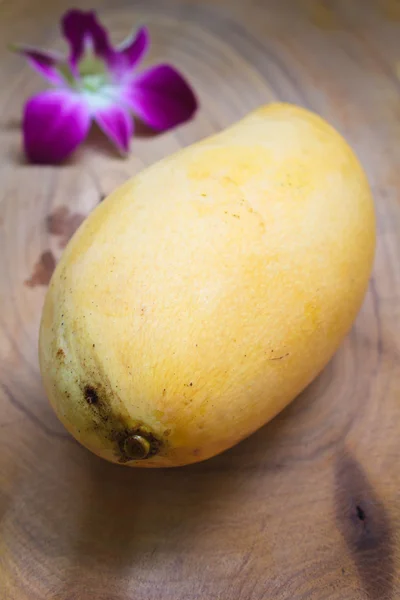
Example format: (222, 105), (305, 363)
(1, 0), (400, 598)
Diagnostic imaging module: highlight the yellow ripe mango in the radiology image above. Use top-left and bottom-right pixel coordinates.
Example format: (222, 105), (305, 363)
(39, 103), (375, 467)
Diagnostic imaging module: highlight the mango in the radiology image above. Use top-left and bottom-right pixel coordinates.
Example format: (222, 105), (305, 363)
(39, 103), (375, 467)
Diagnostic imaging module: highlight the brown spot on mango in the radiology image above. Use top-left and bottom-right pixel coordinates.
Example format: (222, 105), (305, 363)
(84, 385), (99, 405)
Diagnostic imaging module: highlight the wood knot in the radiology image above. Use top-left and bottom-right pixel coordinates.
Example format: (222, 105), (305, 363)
(334, 449), (394, 599)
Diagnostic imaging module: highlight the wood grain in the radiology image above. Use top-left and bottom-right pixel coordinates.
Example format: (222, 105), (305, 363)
(1, 0), (400, 598)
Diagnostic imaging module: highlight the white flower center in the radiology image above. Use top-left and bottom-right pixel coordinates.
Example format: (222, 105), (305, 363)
(82, 74), (107, 93)
(81, 85), (118, 111)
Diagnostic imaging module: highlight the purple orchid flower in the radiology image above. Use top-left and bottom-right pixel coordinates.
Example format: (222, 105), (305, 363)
(14, 9), (198, 163)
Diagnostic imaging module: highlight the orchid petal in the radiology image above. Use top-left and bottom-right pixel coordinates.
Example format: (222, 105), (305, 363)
(23, 89), (90, 163)
(123, 64), (197, 131)
(61, 9), (116, 69)
(12, 45), (64, 85)
(117, 26), (150, 70)
(92, 102), (132, 154)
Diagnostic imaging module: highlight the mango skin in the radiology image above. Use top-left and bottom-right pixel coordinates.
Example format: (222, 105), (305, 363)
(39, 103), (375, 467)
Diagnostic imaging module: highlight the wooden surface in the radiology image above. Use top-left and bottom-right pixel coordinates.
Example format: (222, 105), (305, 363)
(1, 0), (400, 598)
